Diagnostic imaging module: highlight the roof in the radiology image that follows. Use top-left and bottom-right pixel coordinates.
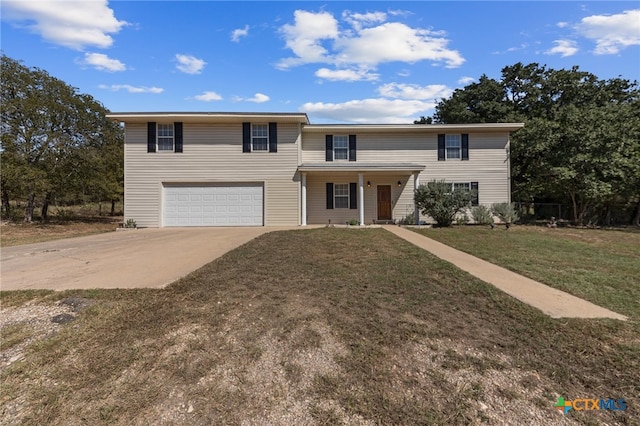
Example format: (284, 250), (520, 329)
(302, 123), (525, 133)
(298, 163), (425, 173)
(106, 112), (524, 132)
(106, 112), (310, 124)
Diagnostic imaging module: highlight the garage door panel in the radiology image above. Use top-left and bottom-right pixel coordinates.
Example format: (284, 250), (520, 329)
(163, 184), (263, 227)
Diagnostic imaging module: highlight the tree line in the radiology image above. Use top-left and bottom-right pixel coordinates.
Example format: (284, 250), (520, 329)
(1, 54), (124, 222)
(417, 62), (640, 226)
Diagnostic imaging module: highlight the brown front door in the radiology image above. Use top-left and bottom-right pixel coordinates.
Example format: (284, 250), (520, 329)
(377, 185), (392, 220)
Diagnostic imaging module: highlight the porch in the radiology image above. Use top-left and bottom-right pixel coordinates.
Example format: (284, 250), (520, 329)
(298, 163), (425, 226)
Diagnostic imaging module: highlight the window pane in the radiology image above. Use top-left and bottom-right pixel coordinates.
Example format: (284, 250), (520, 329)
(334, 184), (349, 196)
(252, 138), (268, 151)
(334, 136), (348, 160)
(334, 183), (349, 208)
(252, 124), (267, 137)
(157, 124), (174, 151)
(158, 137), (173, 151)
(335, 197), (349, 208)
(453, 182), (470, 191)
(446, 134), (460, 159)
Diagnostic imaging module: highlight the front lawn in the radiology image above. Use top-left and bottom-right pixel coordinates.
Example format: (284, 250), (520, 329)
(411, 225), (640, 320)
(1, 228), (637, 424)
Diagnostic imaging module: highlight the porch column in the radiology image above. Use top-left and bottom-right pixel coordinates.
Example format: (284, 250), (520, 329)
(414, 172), (420, 225)
(358, 173), (365, 226)
(301, 172), (307, 226)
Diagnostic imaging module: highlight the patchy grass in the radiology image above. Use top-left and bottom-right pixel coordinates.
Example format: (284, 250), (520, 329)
(411, 225), (640, 320)
(1, 228), (638, 425)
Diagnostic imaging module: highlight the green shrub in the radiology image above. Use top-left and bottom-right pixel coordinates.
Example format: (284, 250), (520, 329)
(399, 212), (415, 225)
(414, 180), (475, 227)
(491, 203), (520, 225)
(455, 211), (469, 225)
(471, 205), (494, 225)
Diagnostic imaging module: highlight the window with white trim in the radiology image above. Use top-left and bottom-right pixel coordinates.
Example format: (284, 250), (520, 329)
(334, 183), (349, 208)
(446, 134), (461, 159)
(157, 124), (174, 151)
(451, 182), (478, 206)
(333, 135), (348, 160)
(452, 182), (470, 192)
(252, 124), (268, 151)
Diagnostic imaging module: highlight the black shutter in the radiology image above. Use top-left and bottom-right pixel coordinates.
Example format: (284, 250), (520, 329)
(326, 183), (334, 209)
(147, 122), (156, 153)
(348, 134), (356, 161)
(470, 181), (479, 206)
(437, 134), (445, 161)
(242, 122), (251, 153)
(349, 182), (357, 209)
(174, 122), (183, 153)
(462, 134), (469, 160)
(325, 135), (333, 161)
(269, 122), (277, 153)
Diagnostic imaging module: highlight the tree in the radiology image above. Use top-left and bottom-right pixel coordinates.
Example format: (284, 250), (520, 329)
(414, 180), (476, 227)
(0, 54), (123, 222)
(427, 62), (640, 225)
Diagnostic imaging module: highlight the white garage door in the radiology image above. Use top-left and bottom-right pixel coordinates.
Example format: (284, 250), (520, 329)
(163, 184), (263, 227)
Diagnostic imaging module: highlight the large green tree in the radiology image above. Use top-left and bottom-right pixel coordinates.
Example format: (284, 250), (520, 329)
(1, 54), (123, 222)
(428, 62), (640, 225)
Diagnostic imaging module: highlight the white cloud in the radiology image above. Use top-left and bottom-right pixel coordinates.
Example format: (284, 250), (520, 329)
(231, 25), (249, 42)
(277, 10), (339, 68)
(81, 53), (126, 72)
(557, 22), (569, 29)
(545, 39), (579, 57)
(99, 84), (163, 94)
(175, 54), (206, 74)
(377, 83), (451, 100)
(576, 9), (640, 54)
(194, 91), (223, 101)
(2, 0), (126, 50)
(315, 67), (379, 82)
(301, 98), (436, 124)
(458, 76), (475, 85)
(342, 10), (387, 30)
(248, 93), (270, 103)
(278, 10), (464, 70)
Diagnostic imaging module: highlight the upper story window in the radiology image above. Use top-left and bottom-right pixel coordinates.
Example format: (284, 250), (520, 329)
(325, 134), (356, 162)
(438, 133), (469, 161)
(333, 135), (348, 160)
(147, 122), (182, 153)
(157, 124), (174, 151)
(243, 122), (277, 153)
(252, 124), (268, 151)
(446, 135), (461, 159)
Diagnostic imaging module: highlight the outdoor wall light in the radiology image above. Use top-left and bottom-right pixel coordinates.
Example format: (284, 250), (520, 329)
(397, 180), (402, 187)
(367, 181), (371, 187)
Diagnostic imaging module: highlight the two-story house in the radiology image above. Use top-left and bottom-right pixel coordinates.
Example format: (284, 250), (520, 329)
(106, 112), (523, 227)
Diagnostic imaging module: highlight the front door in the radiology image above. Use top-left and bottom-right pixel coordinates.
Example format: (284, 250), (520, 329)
(377, 185), (392, 220)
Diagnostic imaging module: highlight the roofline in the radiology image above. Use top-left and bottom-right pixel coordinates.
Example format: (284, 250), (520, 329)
(302, 123), (525, 133)
(298, 163), (426, 172)
(106, 112), (310, 124)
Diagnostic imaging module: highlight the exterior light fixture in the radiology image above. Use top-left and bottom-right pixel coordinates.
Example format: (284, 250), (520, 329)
(397, 180), (402, 187)
(367, 181), (371, 187)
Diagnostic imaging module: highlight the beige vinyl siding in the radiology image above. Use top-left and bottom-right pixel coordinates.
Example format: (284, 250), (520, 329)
(124, 122), (301, 227)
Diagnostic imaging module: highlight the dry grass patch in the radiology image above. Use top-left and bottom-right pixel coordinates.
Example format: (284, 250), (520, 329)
(1, 228), (638, 425)
(1, 217), (121, 247)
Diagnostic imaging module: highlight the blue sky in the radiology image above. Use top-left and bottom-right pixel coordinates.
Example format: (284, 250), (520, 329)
(2, 1), (639, 123)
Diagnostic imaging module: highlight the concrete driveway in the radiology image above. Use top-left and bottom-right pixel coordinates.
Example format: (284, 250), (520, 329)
(1, 227), (288, 291)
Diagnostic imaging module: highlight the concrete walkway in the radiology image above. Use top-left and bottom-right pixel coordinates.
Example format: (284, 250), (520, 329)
(383, 226), (627, 320)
